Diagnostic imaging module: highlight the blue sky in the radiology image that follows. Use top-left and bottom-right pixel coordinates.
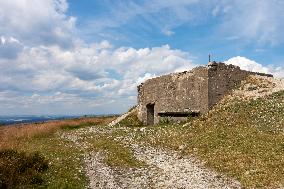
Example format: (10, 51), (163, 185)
(0, 0), (284, 115)
(66, 0), (284, 65)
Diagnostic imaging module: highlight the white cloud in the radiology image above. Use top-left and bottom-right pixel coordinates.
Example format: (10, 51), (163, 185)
(0, 40), (195, 114)
(225, 56), (284, 78)
(136, 73), (156, 85)
(218, 0), (284, 45)
(0, 0), (77, 48)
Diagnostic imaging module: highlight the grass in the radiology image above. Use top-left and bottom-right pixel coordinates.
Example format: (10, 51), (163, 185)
(131, 90), (284, 188)
(116, 108), (143, 127)
(19, 135), (88, 188)
(0, 116), (116, 188)
(0, 116), (116, 149)
(87, 134), (145, 168)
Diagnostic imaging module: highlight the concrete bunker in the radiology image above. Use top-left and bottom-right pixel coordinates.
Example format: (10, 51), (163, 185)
(137, 62), (273, 125)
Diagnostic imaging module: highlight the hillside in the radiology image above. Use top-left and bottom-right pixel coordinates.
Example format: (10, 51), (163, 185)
(106, 75), (284, 188)
(1, 75), (284, 188)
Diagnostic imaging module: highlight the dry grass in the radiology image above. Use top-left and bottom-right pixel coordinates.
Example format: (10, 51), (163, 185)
(0, 116), (116, 149)
(0, 116), (116, 188)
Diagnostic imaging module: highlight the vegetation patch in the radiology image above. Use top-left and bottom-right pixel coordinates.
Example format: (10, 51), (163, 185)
(0, 116), (116, 149)
(117, 109), (143, 127)
(0, 149), (48, 189)
(88, 135), (145, 168)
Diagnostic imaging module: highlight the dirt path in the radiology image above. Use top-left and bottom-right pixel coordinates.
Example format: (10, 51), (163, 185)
(61, 126), (241, 189)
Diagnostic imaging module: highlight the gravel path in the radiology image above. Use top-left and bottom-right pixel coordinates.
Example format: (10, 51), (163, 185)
(131, 145), (241, 189)
(61, 126), (241, 189)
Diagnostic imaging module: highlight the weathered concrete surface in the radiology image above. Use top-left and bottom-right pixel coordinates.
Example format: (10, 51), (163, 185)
(137, 62), (272, 125)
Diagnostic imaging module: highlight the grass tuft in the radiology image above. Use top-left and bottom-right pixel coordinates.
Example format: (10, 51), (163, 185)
(88, 135), (145, 168)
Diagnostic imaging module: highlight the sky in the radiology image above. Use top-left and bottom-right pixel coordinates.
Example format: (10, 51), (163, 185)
(0, 0), (284, 115)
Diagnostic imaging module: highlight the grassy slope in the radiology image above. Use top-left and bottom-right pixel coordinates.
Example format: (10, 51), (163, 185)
(18, 135), (87, 188)
(115, 108), (143, 127)
(131, 90), (284, 188)
(0, 116), (116, 188)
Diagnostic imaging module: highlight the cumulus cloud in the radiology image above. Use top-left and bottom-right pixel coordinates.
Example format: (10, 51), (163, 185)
(0, 40), (195, 114)
(225, 56), (284, 78)
(0, 0), (76, 48)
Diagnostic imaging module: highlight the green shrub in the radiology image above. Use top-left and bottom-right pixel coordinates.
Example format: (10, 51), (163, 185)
(0, 149), (49, 189)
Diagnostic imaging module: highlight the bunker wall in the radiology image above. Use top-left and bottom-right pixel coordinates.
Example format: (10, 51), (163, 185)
(207, 63), (251, 108)
(207, 63), (273, 108)
(137, 67), (208, 125)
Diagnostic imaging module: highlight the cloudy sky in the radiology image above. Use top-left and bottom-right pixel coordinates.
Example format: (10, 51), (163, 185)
(1, 0), (284, 115)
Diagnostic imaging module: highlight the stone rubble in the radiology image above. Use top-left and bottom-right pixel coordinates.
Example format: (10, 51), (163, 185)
(232, 75), (284, 100)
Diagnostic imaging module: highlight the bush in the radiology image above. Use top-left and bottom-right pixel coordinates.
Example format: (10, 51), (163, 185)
(0, 149), (49, 189)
